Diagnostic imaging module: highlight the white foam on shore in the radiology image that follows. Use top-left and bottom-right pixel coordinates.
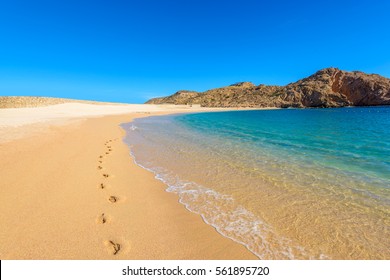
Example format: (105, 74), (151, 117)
(127, 140), (309, 260)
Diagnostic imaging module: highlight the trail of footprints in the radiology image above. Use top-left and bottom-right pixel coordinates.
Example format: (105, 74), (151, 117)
(96, 138), (124, 256)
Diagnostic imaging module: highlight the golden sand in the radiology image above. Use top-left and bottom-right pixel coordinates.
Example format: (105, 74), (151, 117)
(0, 103), (256, 259)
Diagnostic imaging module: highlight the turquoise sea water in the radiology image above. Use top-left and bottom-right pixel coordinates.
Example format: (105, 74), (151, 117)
(123, 107), (390, 259)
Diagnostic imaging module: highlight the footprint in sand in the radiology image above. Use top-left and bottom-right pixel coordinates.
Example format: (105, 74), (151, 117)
(106, 152), (110, 155)
(99, 155), (103, 159)
(103, 174), (109, 178)
(108, 196), (118, 203)
(99, 183), (105, 189)
(97, 213), (107, 224)
(97, 166), (103, 170)
(107, 240), (121, 255)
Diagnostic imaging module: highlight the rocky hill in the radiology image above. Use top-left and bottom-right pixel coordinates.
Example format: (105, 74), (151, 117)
(146, 68), (390, 108)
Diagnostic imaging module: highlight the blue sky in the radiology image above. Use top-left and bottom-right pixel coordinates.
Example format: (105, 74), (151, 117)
(0, 0), (389, 103)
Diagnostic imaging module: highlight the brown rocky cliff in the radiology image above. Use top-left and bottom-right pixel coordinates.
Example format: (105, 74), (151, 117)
(146, 68), (390, 108)
(331, 69), (390, 106)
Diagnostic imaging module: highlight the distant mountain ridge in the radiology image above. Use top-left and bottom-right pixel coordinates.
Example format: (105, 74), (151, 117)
(146, 68), (390, 108)
(0, 96), (126, 109)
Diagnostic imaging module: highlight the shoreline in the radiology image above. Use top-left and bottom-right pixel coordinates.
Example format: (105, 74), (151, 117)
(0, 103), (257, 259)
(127, 107), (390, 260)
(125, 127), (262, 259)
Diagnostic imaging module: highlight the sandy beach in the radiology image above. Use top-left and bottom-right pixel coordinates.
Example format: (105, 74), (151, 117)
(0, 102), (256, 259)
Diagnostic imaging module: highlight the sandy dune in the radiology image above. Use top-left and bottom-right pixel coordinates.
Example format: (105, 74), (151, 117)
(0, 102), (206, 128)
(0, 103), (212, 143)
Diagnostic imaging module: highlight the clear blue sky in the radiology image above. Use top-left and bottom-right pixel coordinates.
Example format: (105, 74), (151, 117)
(0, 0), (389, 103)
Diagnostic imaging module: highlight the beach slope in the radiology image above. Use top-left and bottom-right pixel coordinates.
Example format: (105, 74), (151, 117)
(0, 102), (256, 259)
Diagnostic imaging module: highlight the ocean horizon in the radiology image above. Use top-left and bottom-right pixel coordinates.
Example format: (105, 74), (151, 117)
(122, 107), (390, 259)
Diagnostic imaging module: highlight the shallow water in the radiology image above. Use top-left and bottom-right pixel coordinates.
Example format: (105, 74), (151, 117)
(122, 107), (390, 259)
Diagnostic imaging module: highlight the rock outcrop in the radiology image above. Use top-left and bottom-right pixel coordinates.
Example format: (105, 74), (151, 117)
(146, 68), (390, 108)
